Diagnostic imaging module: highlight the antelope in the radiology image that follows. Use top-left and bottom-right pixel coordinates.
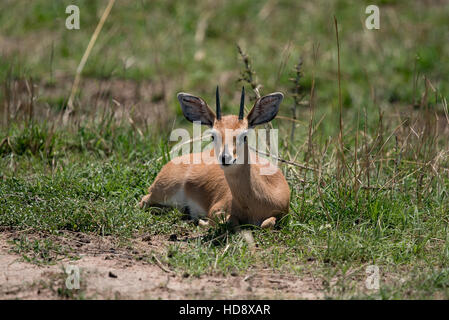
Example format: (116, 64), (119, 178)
(139, 87), (290, 229)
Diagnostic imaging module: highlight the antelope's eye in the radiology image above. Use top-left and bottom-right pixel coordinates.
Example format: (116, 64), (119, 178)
(237, 131), (248, 144)
(237, 134), (246, 144)
(209, 131), (217, 142)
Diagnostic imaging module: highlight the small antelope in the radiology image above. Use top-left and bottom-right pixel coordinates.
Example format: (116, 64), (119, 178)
(139, 87), (290, 228)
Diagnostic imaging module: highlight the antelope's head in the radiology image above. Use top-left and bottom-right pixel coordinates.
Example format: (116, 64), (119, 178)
(177, 87), (283, 169)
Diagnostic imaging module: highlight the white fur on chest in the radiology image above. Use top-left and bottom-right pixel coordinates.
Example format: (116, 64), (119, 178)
(163, 188), (206, 220)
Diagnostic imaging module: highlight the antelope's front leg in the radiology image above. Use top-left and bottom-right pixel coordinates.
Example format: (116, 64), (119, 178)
(208, 204), (239, 228)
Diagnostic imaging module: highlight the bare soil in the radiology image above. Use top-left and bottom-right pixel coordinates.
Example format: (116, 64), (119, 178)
(0, 230), (324, 300)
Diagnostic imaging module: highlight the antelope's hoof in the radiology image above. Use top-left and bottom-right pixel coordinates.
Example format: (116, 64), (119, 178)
(139, 195), (151, 209)
(198, 219), (210, 228)
(261, 217), (276, 229)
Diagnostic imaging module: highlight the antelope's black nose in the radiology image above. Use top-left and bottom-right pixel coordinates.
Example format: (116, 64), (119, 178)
(220, 152), (233, 166)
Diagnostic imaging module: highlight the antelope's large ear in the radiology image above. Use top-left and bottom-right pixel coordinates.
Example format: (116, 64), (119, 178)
(246, 92), (283, 127)
(177, 93), (216, 127)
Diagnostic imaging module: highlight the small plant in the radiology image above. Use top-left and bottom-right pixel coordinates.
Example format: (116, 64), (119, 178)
(237, 45), (261, 101)
(9, 235), (76, 265)
(288, 57), (305, 142)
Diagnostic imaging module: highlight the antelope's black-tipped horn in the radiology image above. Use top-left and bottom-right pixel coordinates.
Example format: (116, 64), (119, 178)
(239, 86), (245, 120)
(216, 86), (221, 120)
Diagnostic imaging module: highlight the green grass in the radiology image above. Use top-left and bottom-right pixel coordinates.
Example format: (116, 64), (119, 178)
(1, 119), (449, 298)
(1, 0), (449, 299)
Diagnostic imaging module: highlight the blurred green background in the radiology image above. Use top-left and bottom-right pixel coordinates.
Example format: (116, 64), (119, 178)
(1, 0), (448, 133)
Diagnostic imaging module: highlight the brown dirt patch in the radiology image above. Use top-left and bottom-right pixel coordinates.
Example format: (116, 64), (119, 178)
(0, 230), (324, 300)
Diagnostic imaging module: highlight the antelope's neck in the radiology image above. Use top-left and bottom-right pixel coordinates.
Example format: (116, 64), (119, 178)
(223, 161), (262, 209)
